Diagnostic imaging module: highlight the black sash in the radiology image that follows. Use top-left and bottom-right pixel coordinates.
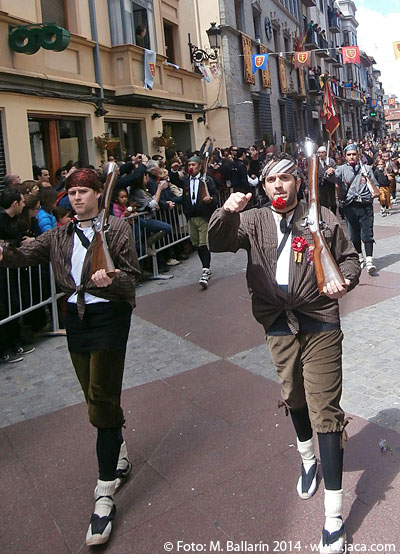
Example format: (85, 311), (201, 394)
(74, 225), (91, 249)
(277, 218), (293, 260)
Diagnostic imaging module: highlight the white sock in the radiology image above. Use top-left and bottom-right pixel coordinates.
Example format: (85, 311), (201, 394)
(94, 479), (116, 518)
(358, 253), (364, 263)
(297, 437), (316, 472)
(117, 441), (129, 471)
(324, 489), (343, 533)
(365, 256), (374, 264)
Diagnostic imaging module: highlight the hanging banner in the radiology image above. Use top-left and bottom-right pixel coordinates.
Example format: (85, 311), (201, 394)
(259, 44), (271, 88)
(278, 56), (288, 94)
(241, 33), (255, 85)
(252, 53), (268, 74)
(199, 65), (212, 83)
(388, 97), (396, 107)
(323, 80), (340, 137)
(144, 49), (156, 90)
(294, 51), (312, 69)
(298, 69), (306, 97)
(370, 98), (378, 108)
(341, 46), (360, 65)
(210, 65), (221, 79)
(393, 41), (400, 60)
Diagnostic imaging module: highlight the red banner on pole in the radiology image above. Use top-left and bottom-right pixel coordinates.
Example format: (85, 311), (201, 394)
(294, 51), (312, 69)
(323, 80), (340, 137)
(341, 46), (360, 64)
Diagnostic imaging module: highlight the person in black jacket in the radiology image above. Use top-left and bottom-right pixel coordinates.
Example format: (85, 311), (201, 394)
(170, 155), (219, 289)
(231, 148), (254, 208)
(0, 189), (35, 363)
(374, 158), (391, 217)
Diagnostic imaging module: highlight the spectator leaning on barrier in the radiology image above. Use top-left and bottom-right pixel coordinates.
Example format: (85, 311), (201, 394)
(0, 168), (141, 546)
(0, 189), (35, 363)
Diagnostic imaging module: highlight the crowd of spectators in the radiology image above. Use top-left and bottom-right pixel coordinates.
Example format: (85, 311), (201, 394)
(1, 133), (399, 362)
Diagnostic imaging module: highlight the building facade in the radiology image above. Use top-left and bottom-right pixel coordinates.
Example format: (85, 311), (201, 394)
(0, 0), (209, 183)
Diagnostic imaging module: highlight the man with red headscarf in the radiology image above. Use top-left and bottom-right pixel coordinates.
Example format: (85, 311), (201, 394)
(0, 168), (141, 546)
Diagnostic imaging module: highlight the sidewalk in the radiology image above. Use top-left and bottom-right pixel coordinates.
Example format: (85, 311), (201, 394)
(1, 199), (400, 553)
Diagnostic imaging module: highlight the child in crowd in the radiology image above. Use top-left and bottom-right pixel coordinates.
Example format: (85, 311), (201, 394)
(53, 206), (72, 227)
(112, 188), (131, 218)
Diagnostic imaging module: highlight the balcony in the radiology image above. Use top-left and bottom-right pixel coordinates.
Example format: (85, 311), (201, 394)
(326, 48), (338, 63)
(332, 51), (343, 67)
(308, 75), (322, 94)
(328, 9), (340, 33)
(105, 44), (204, 106)
(345, 88), (362, 104)
(301, 0), (317, 7)
(330, 81), (344, 100)
(304, 27), (319, 50)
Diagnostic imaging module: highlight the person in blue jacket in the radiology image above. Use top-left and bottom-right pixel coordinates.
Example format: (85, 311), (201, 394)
(37, 187), (58, 233)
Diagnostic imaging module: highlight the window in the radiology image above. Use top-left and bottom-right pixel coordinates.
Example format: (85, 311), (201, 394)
(163, 20), (178, 64)
(40, 0), (66, 27)
(108, 0), (151, 48)
(105, 120), (143, 158)
(273, 28), (280, 52)
(319, 0), (324, 13)
(253, 9), (261, 41)
(234, 0), (244, 31)
(343, 30), (349, 47)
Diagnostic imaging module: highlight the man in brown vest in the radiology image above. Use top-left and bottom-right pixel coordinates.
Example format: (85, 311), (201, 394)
(0, 169), (141, 546)
(208, 153), (360, 553)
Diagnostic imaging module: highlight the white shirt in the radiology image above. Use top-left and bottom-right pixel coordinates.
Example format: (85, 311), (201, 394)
(68, 224), (109, 305)
(272, 211), (293, 286)
(190, 173), (200, 204)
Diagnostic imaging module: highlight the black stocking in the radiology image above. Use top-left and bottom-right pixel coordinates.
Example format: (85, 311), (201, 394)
(289, 406), (313, 442)
(317, 432), (343, 490)
(96, 427), (123, 481)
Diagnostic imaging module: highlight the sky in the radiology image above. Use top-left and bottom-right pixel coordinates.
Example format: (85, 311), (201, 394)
(354, 0), (400, 100)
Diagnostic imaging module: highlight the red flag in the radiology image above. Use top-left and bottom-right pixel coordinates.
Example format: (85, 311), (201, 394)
(323, 80), (340, 137)
(341, 46), (360, 64)
(294, 51), (312, 69)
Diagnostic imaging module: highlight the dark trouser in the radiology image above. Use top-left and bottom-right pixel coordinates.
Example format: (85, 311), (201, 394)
(69, 350), (126, 429)
(70, 349), (126, 481)
(319, 181), (337, 214)
(343, 202), (374, 255)
(269, 330), (345, 491)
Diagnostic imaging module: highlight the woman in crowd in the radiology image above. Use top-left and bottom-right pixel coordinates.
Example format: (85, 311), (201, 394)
(37, 187), (58, 233)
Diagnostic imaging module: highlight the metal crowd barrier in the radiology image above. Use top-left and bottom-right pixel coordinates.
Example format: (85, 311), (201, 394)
(0, 264), (61, 331)
(0, 188), (232, 329)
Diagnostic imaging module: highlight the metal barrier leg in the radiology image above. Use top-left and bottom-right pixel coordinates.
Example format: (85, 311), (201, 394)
(148, 253), (174, 281)
(48, 266), (66, 336)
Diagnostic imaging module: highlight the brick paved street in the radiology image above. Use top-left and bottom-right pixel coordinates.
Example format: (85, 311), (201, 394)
(1, 199), (400, 553)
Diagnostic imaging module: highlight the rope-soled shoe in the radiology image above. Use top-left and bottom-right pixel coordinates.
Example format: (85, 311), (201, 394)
(86, 480), (117, 546)
(319, 517), (346, 554)
(296, 461), (318, 499)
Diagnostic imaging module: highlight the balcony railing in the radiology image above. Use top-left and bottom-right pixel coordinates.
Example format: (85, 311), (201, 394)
(304, 27), (319, 50)
(301, 0), (317, 7)
(328, 10), (340, 33)
(345, 88), (362, 103)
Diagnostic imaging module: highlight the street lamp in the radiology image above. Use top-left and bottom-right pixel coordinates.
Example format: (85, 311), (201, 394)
(206, 22), (222, 51)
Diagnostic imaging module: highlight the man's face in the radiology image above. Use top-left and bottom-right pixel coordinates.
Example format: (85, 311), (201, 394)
(13, 194), (25, 215)
(317, 151), (327, 160)
(67, 187), (100, 217)
(40, 169), (50, 182)
(10, 173), (21, 185)
(345, 150), (358, 165)
(61, 169), (68, 178)
(262, 173), (300, 211)
(188, 161), (200, 175)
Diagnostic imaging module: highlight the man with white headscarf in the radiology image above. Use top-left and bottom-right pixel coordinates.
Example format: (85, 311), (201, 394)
(327, 144), (379, 274)
(208, 152), (360, 554)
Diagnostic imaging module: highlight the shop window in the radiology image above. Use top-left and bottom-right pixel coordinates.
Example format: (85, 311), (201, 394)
(40, 0), (67, 27)
(105, 120), (143, 160)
